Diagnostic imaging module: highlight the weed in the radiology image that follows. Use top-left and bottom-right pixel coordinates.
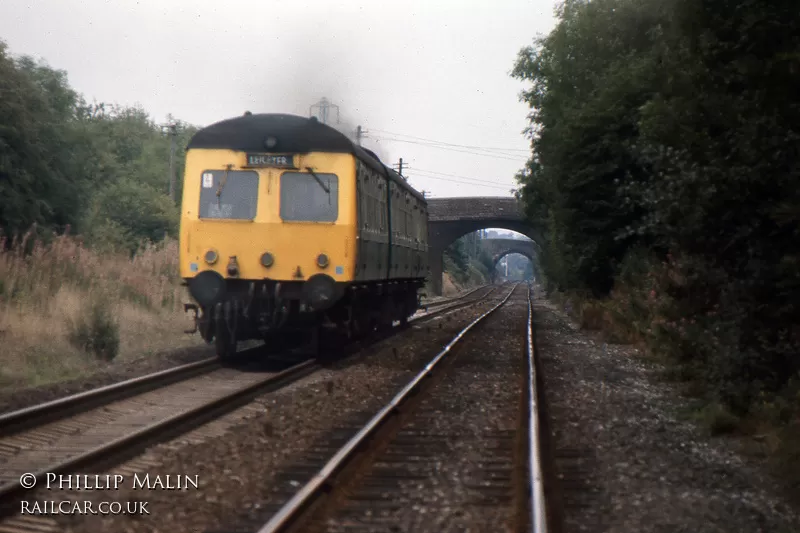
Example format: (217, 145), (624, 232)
(68, 296), (120, 361)
(0, 229), (199, 390)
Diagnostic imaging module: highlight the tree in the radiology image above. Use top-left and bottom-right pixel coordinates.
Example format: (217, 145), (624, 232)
(512, 0), (669, 296)
(82, 178), (179, 253)
(623, 0), (800, 407)
(511, 0), (800, 411)
(444, 237), (470, 272)
(0, 40), (196, 249)
(0, 42), (86, 240)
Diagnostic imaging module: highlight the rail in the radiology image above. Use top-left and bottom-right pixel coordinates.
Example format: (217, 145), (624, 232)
(256, 283), (518, 533)
(527, 283), (547, 533)
(0, 357), (220, 436)
(0, 360), (319, 516)
(0, 284), (495, 437)
(0, 285), (501, 519)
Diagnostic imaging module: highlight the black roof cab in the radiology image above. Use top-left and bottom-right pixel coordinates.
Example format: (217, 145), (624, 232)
(188, 113), (426, 204)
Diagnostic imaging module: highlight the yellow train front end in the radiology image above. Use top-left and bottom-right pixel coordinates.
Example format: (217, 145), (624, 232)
(180, 150), (357, 287)
(179, 113), (358, 357)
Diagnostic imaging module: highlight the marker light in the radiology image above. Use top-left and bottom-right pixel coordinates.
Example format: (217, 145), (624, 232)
(204, 249), (219, 265)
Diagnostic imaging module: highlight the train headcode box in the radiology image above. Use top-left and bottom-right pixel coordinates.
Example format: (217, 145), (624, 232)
(245, 153), (297, 168)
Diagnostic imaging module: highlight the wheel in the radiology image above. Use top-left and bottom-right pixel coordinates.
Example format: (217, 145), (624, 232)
(307, 323), (321, 358)
(376, 298), (394, 333)
(354, 307), (372, 339)
(199, 308), (215, 343)
(339, 304), (358, 341)
(394, 296), (408, 328)
(214, 303), (237, 359)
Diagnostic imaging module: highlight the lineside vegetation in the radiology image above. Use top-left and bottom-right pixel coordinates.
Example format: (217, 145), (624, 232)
(0, 40), (199, 389)
(512, 0), (799, 494)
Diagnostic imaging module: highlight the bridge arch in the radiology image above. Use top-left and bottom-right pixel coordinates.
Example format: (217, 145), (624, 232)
(493, 249), (534, 266)
(481, 237), (537, 265)
(426, 197), (542, 295)
(491, 250), (536, 283)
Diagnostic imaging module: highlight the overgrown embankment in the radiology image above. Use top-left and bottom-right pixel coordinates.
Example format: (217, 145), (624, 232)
(512, 0), (799, 497)
(0, 232), (197, 389)
(0, 41), (203, 390)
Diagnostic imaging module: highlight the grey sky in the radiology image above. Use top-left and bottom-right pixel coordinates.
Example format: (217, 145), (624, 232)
(1, 0), (557, 199)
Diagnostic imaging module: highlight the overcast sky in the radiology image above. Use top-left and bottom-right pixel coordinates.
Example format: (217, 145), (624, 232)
(1, 0), (557, 199)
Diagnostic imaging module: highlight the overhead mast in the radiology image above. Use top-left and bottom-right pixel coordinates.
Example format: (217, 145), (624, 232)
(309, 97), (368, 147)
(309, 97), (340, 125)
(160, 120), (178, 202)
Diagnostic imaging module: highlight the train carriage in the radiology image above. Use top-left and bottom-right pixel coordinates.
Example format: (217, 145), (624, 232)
(180, 113), (429, 358)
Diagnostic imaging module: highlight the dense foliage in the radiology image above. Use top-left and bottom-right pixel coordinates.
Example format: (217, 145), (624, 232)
(513, 0), (799, 414)
(0, 41), (196, 252)
(443, 233), (496, 286)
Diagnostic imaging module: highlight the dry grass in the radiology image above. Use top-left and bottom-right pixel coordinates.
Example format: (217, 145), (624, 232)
(0, 230), (200, 391)
(441, 273), (461, 296)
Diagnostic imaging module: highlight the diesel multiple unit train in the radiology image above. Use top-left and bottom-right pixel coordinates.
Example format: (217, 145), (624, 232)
(180, 113), (429, 358)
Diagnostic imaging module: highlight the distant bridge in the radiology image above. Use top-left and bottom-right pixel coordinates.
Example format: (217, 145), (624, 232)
(480, 238), (537, 265)
(426, 196), (541, 295)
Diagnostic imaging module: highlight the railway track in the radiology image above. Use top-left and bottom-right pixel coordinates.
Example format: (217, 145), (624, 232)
(0, 285), (499, 520)
(402, 284), (493, 322)
(417, 284), (487, 309)
(0, 284), (496, 438)
(254, 283), (551, 533)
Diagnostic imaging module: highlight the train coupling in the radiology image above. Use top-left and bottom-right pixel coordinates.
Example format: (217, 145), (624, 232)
(184, 303), (199, 334)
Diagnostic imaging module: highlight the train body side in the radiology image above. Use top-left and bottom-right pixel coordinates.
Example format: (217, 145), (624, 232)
(353, 159), (429, 283)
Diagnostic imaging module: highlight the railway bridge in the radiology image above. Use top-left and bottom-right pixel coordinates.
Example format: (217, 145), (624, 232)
(481, 237), (537, 266)
(426, 196), (541, 295)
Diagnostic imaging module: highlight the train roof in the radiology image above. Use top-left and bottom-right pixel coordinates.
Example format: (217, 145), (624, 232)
(188, 113), (426, 204)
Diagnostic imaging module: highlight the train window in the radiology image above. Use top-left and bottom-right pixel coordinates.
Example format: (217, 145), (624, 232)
(280, 172), (339, 222)
(198, 170), (259, 220)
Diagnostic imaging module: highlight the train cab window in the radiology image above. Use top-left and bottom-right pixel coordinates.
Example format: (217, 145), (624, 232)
(199, 170), (259, 220)
(280, 172), (339, 222)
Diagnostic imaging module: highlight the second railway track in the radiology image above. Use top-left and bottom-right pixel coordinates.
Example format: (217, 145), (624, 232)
(0, 284), (498, 520)
(0, 284), (494, 438)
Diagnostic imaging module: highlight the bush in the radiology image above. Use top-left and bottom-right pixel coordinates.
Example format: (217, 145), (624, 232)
(81, 179), (179, 254)
(695, 402), (739, 437)
(0, 229), (194, 390)
(68, 295), (120, 361)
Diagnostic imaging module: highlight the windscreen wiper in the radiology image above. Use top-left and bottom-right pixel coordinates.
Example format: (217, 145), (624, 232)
(305, 167), (330, 194)
(216, 164), (233, 205)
